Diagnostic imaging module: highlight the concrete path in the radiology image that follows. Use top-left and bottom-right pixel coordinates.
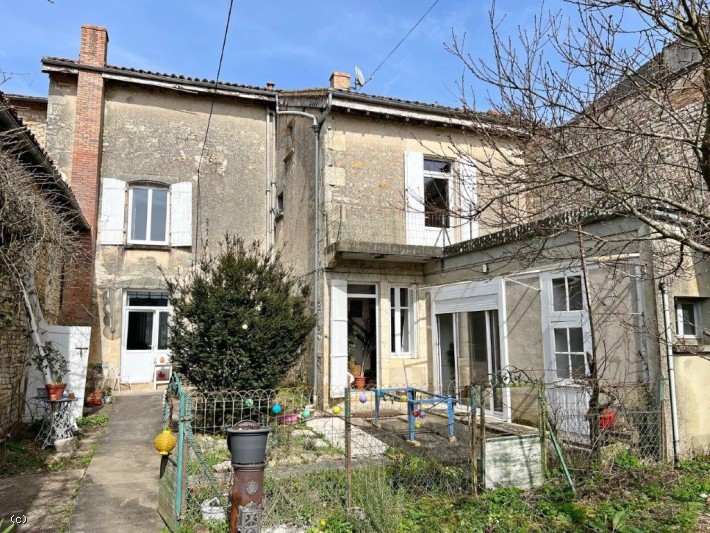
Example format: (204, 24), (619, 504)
(68, 391), (165, 533)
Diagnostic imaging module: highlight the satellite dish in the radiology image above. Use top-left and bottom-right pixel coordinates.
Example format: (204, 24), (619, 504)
(354, 65), (365, 88)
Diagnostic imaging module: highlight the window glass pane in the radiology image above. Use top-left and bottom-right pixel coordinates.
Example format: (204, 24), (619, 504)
(568, 276), (583, 311)
(489, 311), (501, 375)
(424, 176), (449, 228)
(555, 352), (570, 379)
(347, 284), (376, 295)
(400, 309), (409, 352)
(554, 328), (568, 352)
(150, 189), (168, 242)
(571, 353), (587, 379)
(469, 311), (488, 379)
(126, 311), (153, 350)
(127, 291), (169, 307)
(131, 188), (149, 241)
(424, 159), (451, 173)
(680, 303), (697, 336)
(568, 327), (584, 352)
(552, 278), (567, 311)
(158, 312), (169, 350)
(390, 288), (395, 305)
(390, 309), (396, 352)
(400, 288), (408, 307)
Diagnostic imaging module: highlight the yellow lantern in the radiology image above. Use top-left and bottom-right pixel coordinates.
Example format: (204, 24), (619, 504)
(154, 429), (177, 456)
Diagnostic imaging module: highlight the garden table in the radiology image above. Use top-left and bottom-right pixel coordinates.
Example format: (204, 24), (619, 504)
(31, 397), (81, 449)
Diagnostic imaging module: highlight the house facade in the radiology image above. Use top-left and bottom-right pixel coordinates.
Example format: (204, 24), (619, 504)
(23, 24), (708, 458)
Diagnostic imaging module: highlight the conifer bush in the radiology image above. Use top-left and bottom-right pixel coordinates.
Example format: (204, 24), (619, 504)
(165, 235), (315, 391)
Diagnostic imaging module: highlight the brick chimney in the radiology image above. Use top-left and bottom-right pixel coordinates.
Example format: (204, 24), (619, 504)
(329, 71), (351, 91)
(61, 24), (108, 325)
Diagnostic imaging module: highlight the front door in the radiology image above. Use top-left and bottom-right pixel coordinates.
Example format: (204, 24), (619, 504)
(122, 290), (170, 384)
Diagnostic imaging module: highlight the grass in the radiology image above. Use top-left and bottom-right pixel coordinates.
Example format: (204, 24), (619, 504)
(75, 414), (109, 427)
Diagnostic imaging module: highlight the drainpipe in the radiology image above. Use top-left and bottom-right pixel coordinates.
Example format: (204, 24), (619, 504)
(659, 281), (680, 464)
(275, 93), (332, 404)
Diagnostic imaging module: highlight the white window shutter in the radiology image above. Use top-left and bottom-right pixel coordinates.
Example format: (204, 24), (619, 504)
(404, 151), (425, 246)
(99, 178), (127, 245)
(170, 181), (192, 247)
(459, 157), (478, 241)
(409, 287), (418, 359)
(330, 280), (348, 398)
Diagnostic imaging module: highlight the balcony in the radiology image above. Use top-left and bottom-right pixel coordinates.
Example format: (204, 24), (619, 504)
(324, 203), (444, 264)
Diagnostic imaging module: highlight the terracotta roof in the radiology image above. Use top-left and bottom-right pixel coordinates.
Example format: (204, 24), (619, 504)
(0, 90), (89, 230)
(42, 56), (275, 95)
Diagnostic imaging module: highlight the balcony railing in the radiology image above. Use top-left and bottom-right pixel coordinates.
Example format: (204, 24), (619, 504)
(326, 203), (407, 247)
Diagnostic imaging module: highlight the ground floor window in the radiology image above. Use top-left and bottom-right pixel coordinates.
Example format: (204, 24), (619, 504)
(390, 286), (413, 356)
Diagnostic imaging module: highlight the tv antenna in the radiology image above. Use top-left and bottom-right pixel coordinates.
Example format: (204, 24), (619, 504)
(354, 65), (366, 90)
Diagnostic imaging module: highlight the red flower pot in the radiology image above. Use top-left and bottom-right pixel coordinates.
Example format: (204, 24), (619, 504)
(353, 376), (367, 390)
(46, 383), (67, 401)
(599, 409), (616, 429)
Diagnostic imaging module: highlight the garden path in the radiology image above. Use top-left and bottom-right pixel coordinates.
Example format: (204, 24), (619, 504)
(68, 390), (164, 532)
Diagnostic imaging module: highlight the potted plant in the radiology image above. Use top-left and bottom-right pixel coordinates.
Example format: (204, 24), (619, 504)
(348, 317), (376, 390)
(29, 341), (69, 401)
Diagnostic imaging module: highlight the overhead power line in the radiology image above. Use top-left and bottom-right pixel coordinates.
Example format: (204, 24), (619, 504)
(195, 0), (236, 256)
(360, 0), (442, 90)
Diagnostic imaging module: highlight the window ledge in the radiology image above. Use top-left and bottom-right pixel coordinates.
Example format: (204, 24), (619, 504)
(673, 341), (710, 354)
(124, 243), (172, 251)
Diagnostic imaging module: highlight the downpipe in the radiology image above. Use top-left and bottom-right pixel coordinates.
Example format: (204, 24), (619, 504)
(659, 281), (681, 464)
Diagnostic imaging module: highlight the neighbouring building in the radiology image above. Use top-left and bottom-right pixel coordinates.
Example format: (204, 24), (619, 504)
(0, 91), (89, 441)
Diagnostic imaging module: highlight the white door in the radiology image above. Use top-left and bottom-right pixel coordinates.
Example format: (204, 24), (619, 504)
(122, 291), (171, 384)
(542, 273), (592, 443)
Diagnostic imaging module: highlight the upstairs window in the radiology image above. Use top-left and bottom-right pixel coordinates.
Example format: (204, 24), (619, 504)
(423, 158), (450, 228)
(129, 186), (169, 244)
(676, 299), (701, 338)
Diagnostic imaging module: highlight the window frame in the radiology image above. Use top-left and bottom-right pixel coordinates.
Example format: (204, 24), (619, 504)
(127, 185), (170, 245)
(675, 298), (702, 339)
(545, 272), (592, 383)
(423, 158), (451, 229)
(390, 285), (415, 358)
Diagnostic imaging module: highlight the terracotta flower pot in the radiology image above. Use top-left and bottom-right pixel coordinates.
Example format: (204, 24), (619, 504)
(353, 376), (367, 390)
(46, 383), (66, 401)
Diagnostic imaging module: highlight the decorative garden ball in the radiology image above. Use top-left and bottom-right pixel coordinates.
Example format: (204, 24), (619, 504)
(399, 394), (408, 402)
(419, 411), (426, 419)
(414, 421), (422, 429)
(244, 398), (253, 409)
(359, 393), (367, 404)
(272, 404), (282, 415)
(302, 409), (310, 419)
(412, 409), (420, 417)
(332, 406), (341, 415)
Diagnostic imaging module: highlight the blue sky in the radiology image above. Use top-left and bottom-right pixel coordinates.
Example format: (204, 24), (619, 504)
(0, 1), (628, 108)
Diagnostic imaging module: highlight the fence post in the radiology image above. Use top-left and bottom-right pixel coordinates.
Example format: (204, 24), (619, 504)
(345, 387), (352, 510)
(538, 383), (548, 475)
(479, 385), (486, 490)
(470, 385), (478, 495)
(176, 383), (186, 521)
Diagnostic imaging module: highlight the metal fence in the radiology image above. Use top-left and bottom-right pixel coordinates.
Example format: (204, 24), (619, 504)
(158, 373), (665, 532)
